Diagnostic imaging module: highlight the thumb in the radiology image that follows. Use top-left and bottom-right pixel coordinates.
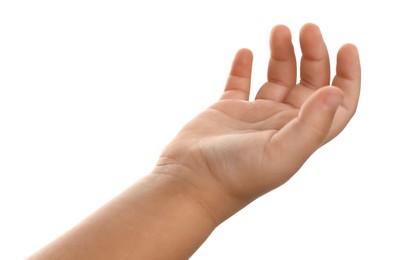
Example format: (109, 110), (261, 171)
(266, 86), (344, 180)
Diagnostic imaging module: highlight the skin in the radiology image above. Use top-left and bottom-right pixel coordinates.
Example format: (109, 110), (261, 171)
(29, 23), (361, 260)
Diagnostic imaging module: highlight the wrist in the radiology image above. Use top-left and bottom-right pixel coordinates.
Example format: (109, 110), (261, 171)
(153, 156), (249, 226)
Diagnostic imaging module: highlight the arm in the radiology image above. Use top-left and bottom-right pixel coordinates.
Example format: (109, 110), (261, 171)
(29, 172), (217, 260)
(29, 23), (361, 260)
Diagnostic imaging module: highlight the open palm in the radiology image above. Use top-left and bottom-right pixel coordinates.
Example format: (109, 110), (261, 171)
(159, 24), (361, 205)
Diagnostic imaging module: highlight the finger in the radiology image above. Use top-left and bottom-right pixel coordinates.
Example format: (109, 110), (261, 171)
(332, 44), (361, 117)
(322, 44), (361, 141)
(265, 87), (343, 182)
(299, 23), (331, 88)
(255, 25), (297, 101)
(221, 48), (253, 100)
(282, 23), (331, 109)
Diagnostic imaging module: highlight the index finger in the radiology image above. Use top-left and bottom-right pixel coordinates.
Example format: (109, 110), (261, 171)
(332, 43), (361, 116)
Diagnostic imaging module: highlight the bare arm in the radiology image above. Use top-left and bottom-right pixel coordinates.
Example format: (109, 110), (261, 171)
(29, 173), (216, 259)
(29, 23), (361, 260)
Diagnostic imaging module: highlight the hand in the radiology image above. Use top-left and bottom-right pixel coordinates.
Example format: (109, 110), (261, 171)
(28, 24), (361, 260)
(156, 23), (361, 223)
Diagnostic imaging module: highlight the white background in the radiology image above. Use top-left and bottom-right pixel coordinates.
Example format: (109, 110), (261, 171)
(0, 0), (393, 259)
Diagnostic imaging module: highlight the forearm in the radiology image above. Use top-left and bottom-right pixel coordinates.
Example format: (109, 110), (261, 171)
(28, 169), (218, 260)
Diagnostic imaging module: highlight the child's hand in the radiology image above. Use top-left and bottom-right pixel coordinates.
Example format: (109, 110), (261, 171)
(156, 23), (361, 223)
(29, 23), (361, 260)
